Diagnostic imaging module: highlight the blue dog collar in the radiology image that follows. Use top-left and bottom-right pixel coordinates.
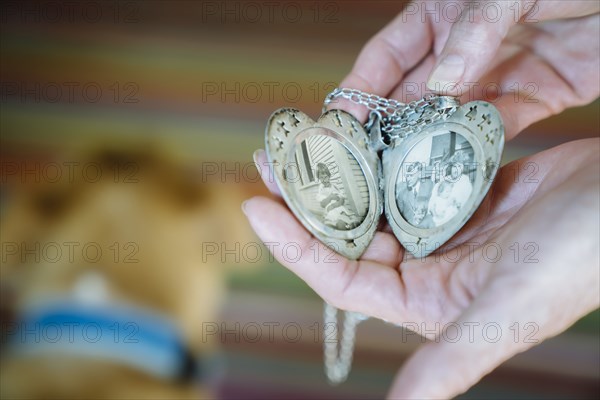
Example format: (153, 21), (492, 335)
(4, 301), (203, 382)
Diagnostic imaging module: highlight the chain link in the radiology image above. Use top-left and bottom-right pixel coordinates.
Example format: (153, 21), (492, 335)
(323, 303), (368, 384)
(324, 87), (460, 145)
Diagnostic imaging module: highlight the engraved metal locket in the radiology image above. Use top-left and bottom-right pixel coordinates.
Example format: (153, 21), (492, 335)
(265, 91), (504, 260)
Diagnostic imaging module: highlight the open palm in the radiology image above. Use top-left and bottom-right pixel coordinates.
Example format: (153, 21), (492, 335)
(246, 139), (598, 398)
(245, 2), (599, 398)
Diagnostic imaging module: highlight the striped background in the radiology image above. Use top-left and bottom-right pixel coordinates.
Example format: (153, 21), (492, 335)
(1, 1), (598, 399)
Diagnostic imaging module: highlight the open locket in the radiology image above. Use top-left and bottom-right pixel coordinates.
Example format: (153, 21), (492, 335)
(265, 96), (504, 260)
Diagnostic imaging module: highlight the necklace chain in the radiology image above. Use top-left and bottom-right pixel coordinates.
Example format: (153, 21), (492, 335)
(321, 87), (460, 384)
(323, 303), (367, 384)
(324, 88), (460, 148)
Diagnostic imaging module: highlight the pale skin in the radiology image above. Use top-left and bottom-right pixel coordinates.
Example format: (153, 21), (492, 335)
(244, 1), (600, 398)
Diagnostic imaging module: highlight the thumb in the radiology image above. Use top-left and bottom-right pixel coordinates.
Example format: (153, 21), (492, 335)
(427, 2), (518, 94)
(386, 320), (533, 399)
(385, 277), (546, 399)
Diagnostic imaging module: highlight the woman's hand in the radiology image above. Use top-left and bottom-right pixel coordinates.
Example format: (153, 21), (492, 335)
(334, 0), (599, 139)
(244, 2), (599, 397)
(245, 139), (599, 398)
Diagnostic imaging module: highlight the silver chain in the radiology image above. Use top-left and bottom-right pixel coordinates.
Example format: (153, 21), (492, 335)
(324, 87), (460, 148)
(323, 303), (368, 384)
(321, 88), (460, 385)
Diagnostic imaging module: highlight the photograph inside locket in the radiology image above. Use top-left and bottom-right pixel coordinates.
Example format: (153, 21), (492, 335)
(288, 130), (369, 231)
(396, 131), (475, 228)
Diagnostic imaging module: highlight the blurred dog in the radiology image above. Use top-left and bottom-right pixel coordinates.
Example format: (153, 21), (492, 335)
(0, 142), (255, 398)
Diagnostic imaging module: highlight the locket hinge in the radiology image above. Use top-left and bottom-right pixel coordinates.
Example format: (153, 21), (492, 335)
(365, 96), (460, 152)
(365, 111), (390, 152)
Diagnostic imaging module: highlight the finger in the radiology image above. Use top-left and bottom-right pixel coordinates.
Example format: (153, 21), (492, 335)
(457, 16), (599, 140)
(253, 149), (282, 197)
(388, 53), (437, 102)
(332, 7), (434, 121)
(528, 0), (600, 20)
(243, 196), (406, 320)
(427, 2), (518, 95)
(386, 287), (536, 399)
(426, 0), (599, 96)
(466, 42), (567, 141)
(360, 231), (403, 266)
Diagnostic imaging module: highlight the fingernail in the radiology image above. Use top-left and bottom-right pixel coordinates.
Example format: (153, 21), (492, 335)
(427, 54), (465, 91)
(253, 149), (264, 172)
(252, 149), (263, 164)
(241, 200), (249, 216)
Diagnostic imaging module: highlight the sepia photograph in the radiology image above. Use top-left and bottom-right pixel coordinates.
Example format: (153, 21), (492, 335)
(1, 1), (598, 399)
(396, 131), (475, 228)
(290, 132), (369, 231)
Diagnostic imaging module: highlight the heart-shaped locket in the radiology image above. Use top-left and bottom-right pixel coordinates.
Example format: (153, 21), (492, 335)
(265, 108), (382, 260)
(264, 92), (505, 387)
(383, 100), (504, 258)
(265, 96), (504, 260)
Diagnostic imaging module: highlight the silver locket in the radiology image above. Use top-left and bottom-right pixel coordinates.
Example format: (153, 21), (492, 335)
(265, 107), (382, 260)
(264, 88), (505, 385)
(265, 88), (504, 260)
